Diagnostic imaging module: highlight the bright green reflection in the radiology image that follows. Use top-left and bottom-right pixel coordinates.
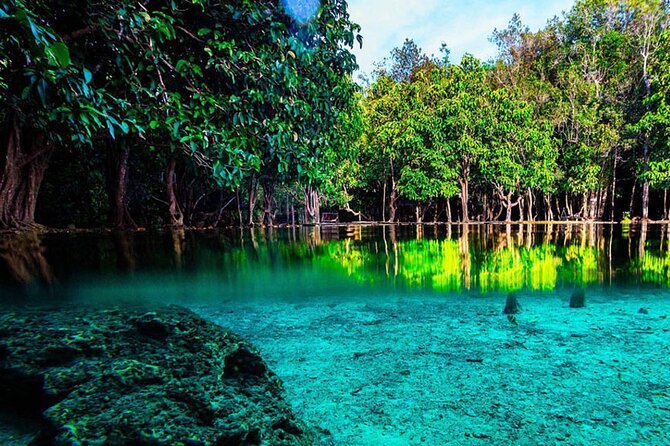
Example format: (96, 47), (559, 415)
(0, 223), (669, 301)
(315, 225), (621, 293)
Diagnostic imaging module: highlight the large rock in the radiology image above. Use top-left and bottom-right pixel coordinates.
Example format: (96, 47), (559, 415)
(0, 305), (327, 445)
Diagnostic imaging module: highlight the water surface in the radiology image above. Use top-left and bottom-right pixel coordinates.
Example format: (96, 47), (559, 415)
(1, 223), (668, 305)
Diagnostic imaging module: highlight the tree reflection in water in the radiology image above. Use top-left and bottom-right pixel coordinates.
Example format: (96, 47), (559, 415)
(0, 223), (668, 301)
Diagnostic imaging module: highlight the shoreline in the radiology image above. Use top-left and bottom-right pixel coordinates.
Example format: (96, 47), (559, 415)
(1, 219), (669, 236)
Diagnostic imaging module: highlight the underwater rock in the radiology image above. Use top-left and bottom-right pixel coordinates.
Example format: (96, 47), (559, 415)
(502, 293), (521, 315)
(0, 305), (327, 446)
(569, 289), (586, 308)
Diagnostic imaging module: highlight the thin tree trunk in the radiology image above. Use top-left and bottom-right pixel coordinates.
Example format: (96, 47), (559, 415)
(236, 188), (243, 227)
(303, 185), (320, 224)
(166, 154), (183, 227)
(527, 189), (535, 222)
(505, 193), (513, 223)
(248, 174), (257, 226)
(545, 194), (554, 221)
(610, 148), (618, 221)
(388, 181), (398, 223)
(642, 177), (650, 220)
(460, 178), (469, 222)
(263, 181), (275, 227)
(113, 142), (134, 229)
(382, 181), (386, 222)
(597, 187), (607, 221)
(629, 180), (637, 217)
(446, 199), (452, 223)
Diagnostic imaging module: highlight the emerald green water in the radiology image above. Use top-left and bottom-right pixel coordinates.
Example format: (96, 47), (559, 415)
(1, 223), (669, 304)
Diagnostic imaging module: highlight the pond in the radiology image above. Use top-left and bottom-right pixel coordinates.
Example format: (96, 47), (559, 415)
(1, 223), (669, 303)
(1, 223), (669, 445)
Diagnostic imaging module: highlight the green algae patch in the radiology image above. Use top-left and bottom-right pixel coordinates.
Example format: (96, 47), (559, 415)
(0, 305), (327, 445)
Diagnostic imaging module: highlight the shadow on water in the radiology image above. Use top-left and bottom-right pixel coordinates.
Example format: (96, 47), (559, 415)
(0, 223), (668, 305)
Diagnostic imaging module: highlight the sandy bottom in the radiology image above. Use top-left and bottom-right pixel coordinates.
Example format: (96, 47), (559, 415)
(192, 289), (670, 446)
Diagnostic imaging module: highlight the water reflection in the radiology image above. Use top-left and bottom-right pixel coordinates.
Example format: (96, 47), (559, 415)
(0, 223), (669, 302)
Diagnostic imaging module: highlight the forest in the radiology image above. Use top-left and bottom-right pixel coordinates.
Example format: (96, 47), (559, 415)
(1, 0), (669, 230)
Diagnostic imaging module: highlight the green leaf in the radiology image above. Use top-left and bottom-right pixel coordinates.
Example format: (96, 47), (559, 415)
(107, 120), (116, 139)
(175, 59), (188, 73)
(49, 42), (71, 68)
(36, 79), (48, 106)
(83, 68), (92, 84)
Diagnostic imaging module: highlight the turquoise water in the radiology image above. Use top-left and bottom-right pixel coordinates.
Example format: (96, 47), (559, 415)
(1, 223), (669, 304)
(1, 223), (669, 445)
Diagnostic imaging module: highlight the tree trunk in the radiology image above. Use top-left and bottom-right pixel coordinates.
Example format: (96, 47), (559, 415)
(505, 194), (513, 222)
(303, 185), (320, 224)
(248, 174), (258, 226)
(388, 181), (398, 223)
(236, 189), (243, 227)
(382, 181), (386, 222)
(459, 178), (469, 222)
(166, 154), (183, 227)
(112, 142), (136, 229)
(544, 194), (554, 221)
(263, 181), (275, 227)
(526, 189), (535, 222)
(0, 117), (51, 228)
(597, 187), (607, 221)
(642, 176), (650, 220)
(610, 148), (618, 222)
(446, 199), (452, 223)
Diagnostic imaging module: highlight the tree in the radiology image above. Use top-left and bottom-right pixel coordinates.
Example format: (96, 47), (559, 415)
(0, 0), (361, 229)
(434, 55), (491, 222)
(625, 0), (669, 219)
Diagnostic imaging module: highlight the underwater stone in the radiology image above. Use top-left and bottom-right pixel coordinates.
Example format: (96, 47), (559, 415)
(0, 305), (326, 445)
(569, 289), (586, 308)
(502, 293), (521, 315)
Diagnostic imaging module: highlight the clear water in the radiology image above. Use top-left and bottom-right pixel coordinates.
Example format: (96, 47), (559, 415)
(1, 223), (669, 445)
(1, 223), (668, 304)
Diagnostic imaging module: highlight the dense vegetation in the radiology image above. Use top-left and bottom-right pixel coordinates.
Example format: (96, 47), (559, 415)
(1, 0), (669, 229)
(355, 0), (670, 223)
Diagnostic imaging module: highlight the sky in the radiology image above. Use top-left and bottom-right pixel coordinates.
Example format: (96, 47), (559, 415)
(347, 0), (576, 78)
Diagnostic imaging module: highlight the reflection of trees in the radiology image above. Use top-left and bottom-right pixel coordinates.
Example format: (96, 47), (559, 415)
(318, 223), (631, 292)
(460, 224), (470, 290)
(171, 228), (186, 270)
(113, 231), (137, 272)
(631, 223), (670, 286)
(0, 231), (54, 287)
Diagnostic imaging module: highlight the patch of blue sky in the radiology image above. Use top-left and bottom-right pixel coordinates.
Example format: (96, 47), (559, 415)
(347, 0), (576, 78)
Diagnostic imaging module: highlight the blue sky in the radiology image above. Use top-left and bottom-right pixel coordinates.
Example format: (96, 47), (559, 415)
(347, 0), (576, 77)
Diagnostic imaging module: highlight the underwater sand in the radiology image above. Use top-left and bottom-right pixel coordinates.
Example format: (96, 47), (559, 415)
(192, 289), (670, 446)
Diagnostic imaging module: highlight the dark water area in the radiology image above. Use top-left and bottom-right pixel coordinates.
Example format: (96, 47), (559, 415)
(1, 223), (669, 306)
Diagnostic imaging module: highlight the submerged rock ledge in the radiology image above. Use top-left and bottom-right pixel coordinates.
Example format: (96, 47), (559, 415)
(0, 305), (327, 445)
